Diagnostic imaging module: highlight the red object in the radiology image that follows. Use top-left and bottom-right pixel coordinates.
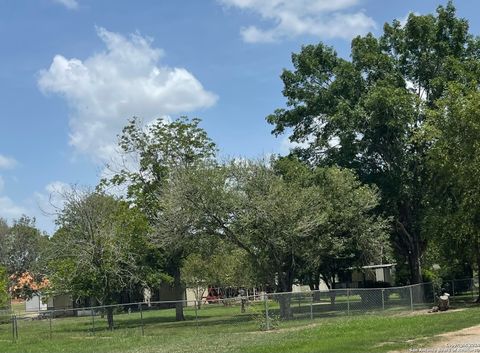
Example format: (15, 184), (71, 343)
(204, 287), (222, 304)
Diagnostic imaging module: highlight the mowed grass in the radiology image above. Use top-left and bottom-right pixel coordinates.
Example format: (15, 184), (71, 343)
(1, 300), (480, 353)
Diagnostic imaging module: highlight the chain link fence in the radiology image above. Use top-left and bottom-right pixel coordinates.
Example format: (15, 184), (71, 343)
(2, 279), (478, 343)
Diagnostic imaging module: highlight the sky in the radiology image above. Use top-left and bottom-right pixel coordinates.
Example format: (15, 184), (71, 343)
(0, 0), (478, 234)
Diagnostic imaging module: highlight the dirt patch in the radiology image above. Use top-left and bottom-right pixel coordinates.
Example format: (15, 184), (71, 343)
(398, 308), (467, 318)
(390, 325), (480, 353)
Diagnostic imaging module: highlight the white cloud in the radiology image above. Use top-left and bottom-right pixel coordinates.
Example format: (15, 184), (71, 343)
(280, 136), (312, 155)
(38, 27), (217, 163)
(399, 11), (420, 27)
(0, 172), (26, 221)
(52, 0), (79, 10)
(0, 177), (67, 233)
(34, 181), (70, 214)
(44, 181), (69, 194)
(220, 0), (375, 43)
(0, 196), (27, 220)
(0, 154), (17, 169)
(31, 181), (72, 234)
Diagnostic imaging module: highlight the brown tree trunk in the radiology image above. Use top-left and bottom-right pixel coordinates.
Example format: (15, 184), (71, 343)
(329, 277), (336, 305)
(106, 307), (114, 330)
(278, 294), (292, 319)
(173, 267), (185, 321)
(312, 272), (321, 302)
(278, 268), (294, 320)
(396, 219), (423, 284)
(407, 252), (422, 284)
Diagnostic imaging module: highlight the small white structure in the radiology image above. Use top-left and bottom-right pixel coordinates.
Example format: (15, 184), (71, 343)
(26, 293), (74, 313)
(25, 293), (47, 312)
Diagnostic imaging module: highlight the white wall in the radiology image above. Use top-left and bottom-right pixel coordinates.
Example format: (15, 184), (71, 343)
(25, 294), (47, 312)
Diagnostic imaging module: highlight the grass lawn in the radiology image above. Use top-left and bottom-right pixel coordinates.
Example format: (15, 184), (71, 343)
(1, 299), (479, 353)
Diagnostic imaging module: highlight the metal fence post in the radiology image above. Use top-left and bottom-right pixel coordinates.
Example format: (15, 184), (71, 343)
(11, 315), (16, 343)
(49, 311), (53, 339)
(139, 303), (145, 337)
(310, 293), (313, 321)
(409, 286), (413, 311)
(381, 289), (385, 311)
(14, 314), (18, 341)
(451, 280), (455, 298)
(264, 294), (270, 331)
(91, 309), (95, 336)
(347, 289), (350, 316)
(194, 300), (199, 328)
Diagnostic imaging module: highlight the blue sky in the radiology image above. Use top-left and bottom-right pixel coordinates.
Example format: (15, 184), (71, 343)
(0, 0), (477, 233)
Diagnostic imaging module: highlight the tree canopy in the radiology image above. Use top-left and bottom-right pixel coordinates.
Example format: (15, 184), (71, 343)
(48, 190), (150, 329)
(266, 1), (480, 284)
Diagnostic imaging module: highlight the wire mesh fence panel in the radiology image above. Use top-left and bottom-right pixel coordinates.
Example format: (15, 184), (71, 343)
(290, 291), (314, 320)
(0, 312), (13, 343)
(269, 290), (351, 323)
(133, 300), (181, 337)
(449, 279), (476, 304)
(310, 289), (340, 319)
(195, 296), (259, 333)
(15, 311), (52, 343)
(4, 279), (476, 339)
(50, 308), (72, 339)
(383, 286), (412, 312)
(348, 288), (384, 314)
(410, 283), (434, 309)
(331, 289), (350, 316)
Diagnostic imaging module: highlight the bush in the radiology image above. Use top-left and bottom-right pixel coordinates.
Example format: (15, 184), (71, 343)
(0, 267), (9, 309)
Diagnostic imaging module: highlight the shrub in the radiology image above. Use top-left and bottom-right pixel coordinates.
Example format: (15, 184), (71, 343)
(0, 267), (9, 309)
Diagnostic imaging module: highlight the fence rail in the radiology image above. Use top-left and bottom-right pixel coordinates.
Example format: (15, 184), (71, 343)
(1, 278), (478, 343)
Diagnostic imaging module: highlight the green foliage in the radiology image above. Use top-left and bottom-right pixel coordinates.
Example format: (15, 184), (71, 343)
(423, 86), (480, 287)
(170, 157), (389, 303)
(101, 116), (217, 321)
(101, 116), (216, 220)
(48, 191), (150, 306)
(0, 266), (8, 309)
(0, 216), (48, 278)
(266, 1), (480, 283)
(182, 244), (258, 296)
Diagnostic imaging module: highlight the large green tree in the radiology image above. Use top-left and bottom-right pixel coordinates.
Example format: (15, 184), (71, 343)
(48, 190), (150, 329)
(171, 159), (388, 318)
(102, 116), (216, 321)
(0, 216), (48, 281)
(274, 157), (390, 292)
(267, 2), (480, 283)
(424, 86), (480, 299)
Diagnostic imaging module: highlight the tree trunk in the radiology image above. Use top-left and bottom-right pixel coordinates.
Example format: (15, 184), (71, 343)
(329, 277), (336, 305)
(106, 307), (114, 330)
(312, 272), (321, 302)
(278, 294), (292, 319)
(277, 269), (294, 320)
(409, 245), (423, 284)
(395, 219), (423, 284)
(173, 267), (185, 321)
